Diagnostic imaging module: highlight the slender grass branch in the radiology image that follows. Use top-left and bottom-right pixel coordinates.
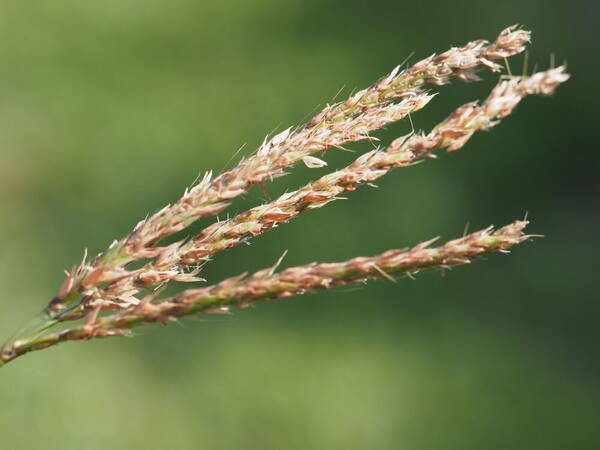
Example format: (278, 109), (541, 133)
(0, 25), (568, 368)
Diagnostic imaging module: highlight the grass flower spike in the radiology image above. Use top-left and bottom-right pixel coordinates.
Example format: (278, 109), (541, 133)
(0, 221), (531, 363)
(0, 25), (568, 367)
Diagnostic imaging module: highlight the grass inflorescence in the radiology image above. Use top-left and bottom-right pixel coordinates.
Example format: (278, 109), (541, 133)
(0, 26), (568, 367)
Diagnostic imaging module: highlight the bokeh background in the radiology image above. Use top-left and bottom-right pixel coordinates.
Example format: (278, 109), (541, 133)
(0, 1), (597, 449)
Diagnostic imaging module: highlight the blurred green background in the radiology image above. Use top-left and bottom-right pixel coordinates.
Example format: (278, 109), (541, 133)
(0, 1), (597, 449)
